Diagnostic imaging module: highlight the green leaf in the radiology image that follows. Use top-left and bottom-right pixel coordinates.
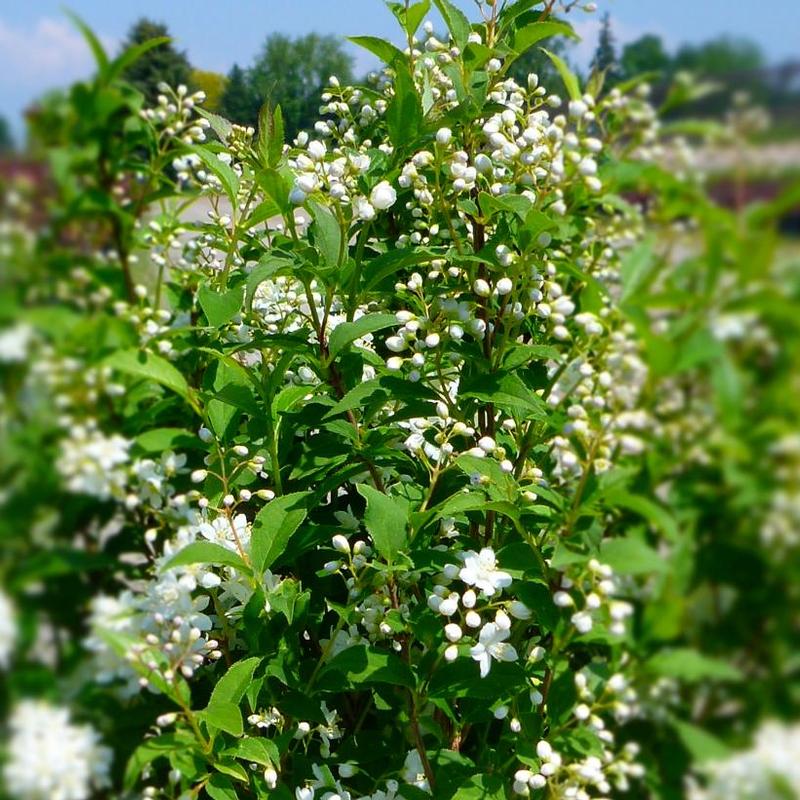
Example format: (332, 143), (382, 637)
(327, 313), (397, 361)
(108, 36), (170, 82)
(228, 737), (280, 767)
(123, 734), (184, 789)
(161, 541), (250, 574)
(451, 773), (505, 799)
(213, 759), (249, 782)
(541, 47), (581, 100)
(206, 657), (262, 737)
(357, 484), (410, 564)
(206, 774), (238, 800)
(673, 720), (732, 763)
(460, 372), (548, 420)
(197, 108), (233, 142)
(105, 348), (196, 409)
(211, 657), (262, 705)
(65, 11), (109, 75)
(433, 0), (471, 47)
(198, 284), (243, 328)
(507, 22), (576, 67)
(134, 427), (196, 453)
(206, 701), (244, 738)
(600, 535), (667, 575)
(320, 645), (415, 688)
(258, 103), (285, 168)
(348, 36), (406, 65)
(308, 201), (342, 267)
(250, 492), (311, 573)
(648, 649), (742, 682)
(386, 61), (423, 148)
(620, 237), (657, 302)
(188, 144), (240, 203)
(362, 248), (440, 292)
(605, 491), (679, 542)
(404, 1), (431, 37)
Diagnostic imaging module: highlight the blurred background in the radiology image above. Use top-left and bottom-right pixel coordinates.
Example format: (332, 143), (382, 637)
(1, 0), (799, 223)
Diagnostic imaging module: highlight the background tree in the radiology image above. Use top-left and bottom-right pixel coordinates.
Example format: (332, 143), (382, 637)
(121, 18), (193, 103)
(674, 37), (767, 114)
(620, 34), (671, 80)
(190, 69), (227, 112)
(219, 64), (259, 127)
(220, 33), (353, 138)
(590, 13), (621, 83)
(674, 36), (764, 78)
(0, 116), (13, 154)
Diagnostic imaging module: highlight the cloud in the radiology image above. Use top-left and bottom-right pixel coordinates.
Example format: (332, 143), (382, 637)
(0, 16), (116, 90)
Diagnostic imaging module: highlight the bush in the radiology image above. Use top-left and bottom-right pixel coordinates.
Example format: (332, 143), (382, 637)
(1, 2), (798, 799)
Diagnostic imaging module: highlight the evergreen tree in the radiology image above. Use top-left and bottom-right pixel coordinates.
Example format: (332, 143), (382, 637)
(0, 116), (13, 154)
(219, 64), (259, 127)
(121, 19), (193, 103)
(590, 13), (620, 83)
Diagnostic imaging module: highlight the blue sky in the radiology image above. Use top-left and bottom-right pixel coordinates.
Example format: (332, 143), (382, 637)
(1, 1), (797, 141)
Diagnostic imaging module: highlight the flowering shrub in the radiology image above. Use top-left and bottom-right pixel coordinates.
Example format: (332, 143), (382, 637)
(1, 2), (799, 800)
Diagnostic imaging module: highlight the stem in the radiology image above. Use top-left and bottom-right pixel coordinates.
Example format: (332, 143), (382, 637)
(410, 693), (436, 792)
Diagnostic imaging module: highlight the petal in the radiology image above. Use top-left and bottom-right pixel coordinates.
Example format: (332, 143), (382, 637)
(492, 642), (519, 663)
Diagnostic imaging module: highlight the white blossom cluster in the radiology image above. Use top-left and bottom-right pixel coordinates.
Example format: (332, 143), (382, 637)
(2, 700), (112, 800)
(760, 433), (800, 550)
(553, 558), (633, 636)
(57, 422), (131, 500)
(688, 720), (800, 800)
(141, 82), (209, 146)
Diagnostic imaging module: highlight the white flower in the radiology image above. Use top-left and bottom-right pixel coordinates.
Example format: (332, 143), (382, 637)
(307, 140), (327, 160)
(0, 589), (17, 669)
(459, 548), (512, 596)
(370, 180), (397, 210)
(571, 610), (593, 634)
(354, 196), (376, 221)
(198, 513), (250, 553)
(2, 700), (112, 800)
(402, 749), (430, 792)
(470, 622), (518, 677)
(0, 323), (34, 363)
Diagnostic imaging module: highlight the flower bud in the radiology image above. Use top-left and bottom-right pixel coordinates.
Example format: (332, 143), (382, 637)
(436, 127), (452, 145)
(444, 623), (463, 642)
(473, 278), (491, 297)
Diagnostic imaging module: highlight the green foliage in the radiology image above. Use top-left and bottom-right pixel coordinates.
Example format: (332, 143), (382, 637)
(191, 69), (228, 112)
